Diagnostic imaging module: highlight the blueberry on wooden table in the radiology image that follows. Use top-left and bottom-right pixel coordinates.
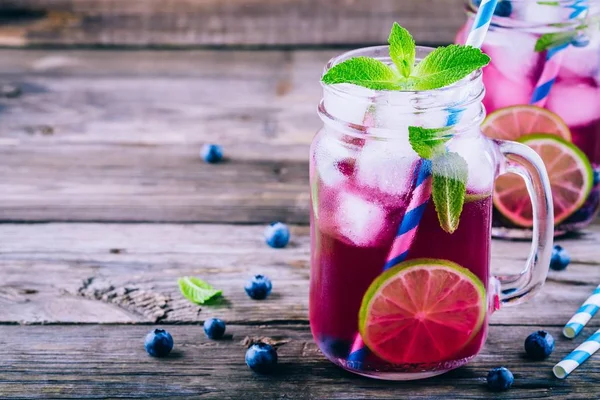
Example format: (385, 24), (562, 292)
(487, 367), (514, 391)
(524, 330), (554, 360)
(144, 329), (174, 357)
(264, 222), (290, 248)
(203, 318), (226, 340)
(550, 245), (571, 271)
(245, 274), (273, 300)
(201, 144), (224, 163)
(245, 342), (278, 374)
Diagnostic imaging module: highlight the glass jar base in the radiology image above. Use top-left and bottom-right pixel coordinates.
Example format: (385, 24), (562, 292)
(326, 354), (476, 381)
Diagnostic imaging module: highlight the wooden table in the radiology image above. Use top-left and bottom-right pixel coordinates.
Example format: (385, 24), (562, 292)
(1, 48), (599, 399)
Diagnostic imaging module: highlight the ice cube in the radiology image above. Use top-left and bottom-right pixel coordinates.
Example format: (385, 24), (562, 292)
(512, 1), (567, 24)
(558, 35), (600, 80)
(355, 138), (419, 198)
(313, 131), (355, 187)
(482, 63), (535, 110)
(335, 191), (387, 247)
(547, 81), (600, 127)
(482, 30), (541, 80)
(447, 135), (495, 193)
(323, 86), (375, 126)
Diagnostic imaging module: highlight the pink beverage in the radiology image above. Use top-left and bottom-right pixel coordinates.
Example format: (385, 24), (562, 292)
(310, 46), (553, 380)
(456, 0), (600, 237)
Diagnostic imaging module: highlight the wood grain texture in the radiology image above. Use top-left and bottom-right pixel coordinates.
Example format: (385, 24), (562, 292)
(0, 49), (330, 223)
(1, 222), (599, 326)
(0, 324), (598, 399)
(0, 0), (465, 48)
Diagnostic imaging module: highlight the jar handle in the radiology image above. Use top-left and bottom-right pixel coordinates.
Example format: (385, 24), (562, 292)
(491, 140), (554, 307)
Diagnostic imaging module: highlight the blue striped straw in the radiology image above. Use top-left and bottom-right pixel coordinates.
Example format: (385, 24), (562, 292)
(553, 328), (600, 379)
(530, 0), (588, 106)
(563, 284), (600, 339)
(466, 0), (499, 48)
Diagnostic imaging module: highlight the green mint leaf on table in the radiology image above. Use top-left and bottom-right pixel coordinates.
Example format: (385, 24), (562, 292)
(388, 22), (416, 78)
(409, 45), (490, 91)
(321, 23), (489, 91)
(408, 126), (453, 159)
(431, 152), (468, 234)
(178, 276), (222, 305)
(535, 31), (576, 52)
(321, 57), (401, 90)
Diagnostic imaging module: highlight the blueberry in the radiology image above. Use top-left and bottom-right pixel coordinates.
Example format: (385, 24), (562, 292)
(245, 342), (278, 374)
(245, 274), (272, 300)
(320, 337), (351, 359)
(201, 144), (223, 163)
(473, 0), (512, 17)
(487, 367), (514, 391)
(203, 318), (226, 339)
(264, 222), (290, 248)
(571, 33), (591, 48)
(144, 328), (174, 357)
(593, 169), (600, 186)
(525, 330), (555, 360)
(550, 245), (571, 271)
(494, 1), (512, 17)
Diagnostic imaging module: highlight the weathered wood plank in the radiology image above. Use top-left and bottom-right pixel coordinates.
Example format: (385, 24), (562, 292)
(1, 223), (599, 325)
(0, 49), (330, 223)
(0, 0), (464, 48)
(0, 324), (597, 399)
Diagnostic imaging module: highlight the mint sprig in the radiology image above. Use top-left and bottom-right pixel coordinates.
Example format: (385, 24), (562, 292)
(409, 45), (490, 91)
(431, 152), (468, 234)
(535, 31), (576, 52)
(322, 23), (490, 91)
(178, 276), (222, 305)
(322, 56), (401, 90)
(408, 126), (467, 234)
(388, 22), (416, 78)
(408, 126), (452, 159)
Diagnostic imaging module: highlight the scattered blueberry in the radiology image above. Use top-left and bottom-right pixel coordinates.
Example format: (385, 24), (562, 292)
(203, 318), (226, 340)
(201, 144), (223, 163)
(593, 169), (600, 186)
(245, 274), (273, 300)
(550, 245), (571, 271)
(264, 222), (290, 248)
(571, 33), (591, 48)
(487, 367), (514, 391)
(525, 330), (555, 360)
(472, 0), (512, 17)
(245, 342), (278, 374)
(144, 328), (174, 357)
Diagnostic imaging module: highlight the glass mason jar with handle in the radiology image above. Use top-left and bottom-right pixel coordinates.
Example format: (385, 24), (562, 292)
(309, 46), (554, 380)
(457, 0), (600, 238)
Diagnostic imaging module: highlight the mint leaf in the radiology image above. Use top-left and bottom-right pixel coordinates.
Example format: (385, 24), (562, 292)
(321, 57), (401, 90)
(388, 22), (416, 78)
(410, 45), (490, 91)
(178, 277), (222, 305)
(431, 152), (468, 234)
(408, 126), (453, 159)
(535, 31), (576, 52)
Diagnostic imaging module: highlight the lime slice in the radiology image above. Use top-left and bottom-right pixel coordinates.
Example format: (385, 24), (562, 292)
(359, 259), (486, 365)
(481, 105), (572, 142)
(493, 134), (593, 227)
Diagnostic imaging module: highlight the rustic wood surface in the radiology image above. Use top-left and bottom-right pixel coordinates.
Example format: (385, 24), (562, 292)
(1, 47), (599, 399)
(0, 0), (465, 48)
